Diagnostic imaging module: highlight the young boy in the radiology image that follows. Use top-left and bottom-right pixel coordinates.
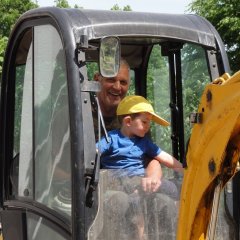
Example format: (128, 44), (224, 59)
(97, 95), (183, 177)
(97, 95), (183, 239)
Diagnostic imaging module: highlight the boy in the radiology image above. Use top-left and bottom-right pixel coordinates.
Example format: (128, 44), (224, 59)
(97, 95), (183, 178)
(96, 95), (183, 239)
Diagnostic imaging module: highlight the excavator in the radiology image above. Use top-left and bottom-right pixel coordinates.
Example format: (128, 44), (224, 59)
(178, 71), (240, 240)
(0, 6), (239, 240)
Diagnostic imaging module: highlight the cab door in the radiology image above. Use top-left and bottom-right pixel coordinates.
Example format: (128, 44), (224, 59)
(0, 22), (72, 239)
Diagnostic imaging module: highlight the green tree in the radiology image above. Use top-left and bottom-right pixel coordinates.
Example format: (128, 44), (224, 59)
(111, 4), (132, 11)
(0, 0), (38, 37)
(0, 36), (8, 73)
(111, 4), (121, 10)
(123, 5), (132, 11)
(189, 0), (240, 73)
(54, 0), (70, 8)
(0, 0), (37, 80)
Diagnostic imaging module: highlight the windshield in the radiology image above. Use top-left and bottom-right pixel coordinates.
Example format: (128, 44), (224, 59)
(88, 169), (181, 240)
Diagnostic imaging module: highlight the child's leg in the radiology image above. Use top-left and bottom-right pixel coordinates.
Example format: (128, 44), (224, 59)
(129, 191), (146, 240)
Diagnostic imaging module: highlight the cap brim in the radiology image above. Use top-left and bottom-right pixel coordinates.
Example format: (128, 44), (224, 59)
(151, 113), (170, 126)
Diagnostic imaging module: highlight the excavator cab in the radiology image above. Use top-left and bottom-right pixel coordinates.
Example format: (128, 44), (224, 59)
(0, 7), (239, 240)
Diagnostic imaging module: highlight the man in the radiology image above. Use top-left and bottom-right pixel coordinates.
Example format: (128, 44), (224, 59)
(93, 59), (163, 193)
(92, 59), (179, 239)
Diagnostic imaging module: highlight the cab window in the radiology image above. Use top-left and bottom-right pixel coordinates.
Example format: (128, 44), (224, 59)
(13, 24), (71, 218)
(146, 43), (210, 179)
(147, 43), (210, 151)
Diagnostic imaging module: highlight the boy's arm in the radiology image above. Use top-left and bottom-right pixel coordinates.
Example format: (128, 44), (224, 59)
(155, 151), (183, 172)
(142, 159), (162, 193)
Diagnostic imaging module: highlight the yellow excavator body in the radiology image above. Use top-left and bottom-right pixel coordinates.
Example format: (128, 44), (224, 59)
(177, 71), (240, 240)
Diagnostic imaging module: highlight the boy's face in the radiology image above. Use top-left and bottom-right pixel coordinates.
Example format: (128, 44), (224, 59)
(128, 112), (152, 137)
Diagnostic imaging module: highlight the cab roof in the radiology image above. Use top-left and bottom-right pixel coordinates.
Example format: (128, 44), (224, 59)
(18, 7), (220, 49)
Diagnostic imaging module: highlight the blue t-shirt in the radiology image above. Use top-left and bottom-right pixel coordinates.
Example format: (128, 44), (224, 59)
(96, 129), (161, 176)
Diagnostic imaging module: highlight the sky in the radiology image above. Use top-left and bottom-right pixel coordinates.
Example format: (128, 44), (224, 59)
(36, 0), (192, 14)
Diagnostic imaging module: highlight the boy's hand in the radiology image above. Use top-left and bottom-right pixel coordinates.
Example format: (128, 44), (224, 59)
(141, 176), (161, 193)
(143, 159), (162, 193)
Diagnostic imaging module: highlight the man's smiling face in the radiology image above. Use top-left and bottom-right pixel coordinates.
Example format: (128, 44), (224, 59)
(97, 63), (130, 116)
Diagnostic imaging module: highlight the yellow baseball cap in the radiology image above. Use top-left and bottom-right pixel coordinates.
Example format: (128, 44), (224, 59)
(117, 95), (170, 126)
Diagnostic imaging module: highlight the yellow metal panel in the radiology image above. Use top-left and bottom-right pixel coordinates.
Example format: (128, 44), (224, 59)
(177, 71), (240, 240)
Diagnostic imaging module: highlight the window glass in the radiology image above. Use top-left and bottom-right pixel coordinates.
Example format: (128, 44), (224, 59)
(181, 43), (210, 144)
(87, 62), (98, 80)
(127, 70), (135, 96)
(14, 64), (26, 156)
(147, 44), (210, 152)
(16, 43), (33, 198)
(147, 45), (171, 153)
(33, 25), (71, 217)
(27, 212), (68, 240)
(88, 170), (179, 240)
(13, 25), (71, 217)
(146, 43), (210, 180)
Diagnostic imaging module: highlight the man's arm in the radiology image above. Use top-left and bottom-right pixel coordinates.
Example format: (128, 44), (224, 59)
(141, 159), (162, 193)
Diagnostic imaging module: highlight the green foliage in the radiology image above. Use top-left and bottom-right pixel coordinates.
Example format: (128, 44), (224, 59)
(111, 4), (121, 11)
(123, 5), (132, 11)
(0, 36), (8, 74)
(0, 0), (37, 79)
(111, 4), (132, 11)
(189, 0), (240, 73)
(0, 0), (38, 37)
(54, 0), (70, 8)
(87, 62), (98, 80)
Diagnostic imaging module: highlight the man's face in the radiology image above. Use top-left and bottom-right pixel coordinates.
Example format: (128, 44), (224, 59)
(97, 64), (130, 114)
